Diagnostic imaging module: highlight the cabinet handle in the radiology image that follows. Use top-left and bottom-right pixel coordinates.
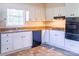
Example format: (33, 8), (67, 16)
(6, 34), (8, 36)
(55, 34), (58, 36)
(6, 40), (8, 42)
(22, 36), (25, 38)
(7, 48), (8, 50)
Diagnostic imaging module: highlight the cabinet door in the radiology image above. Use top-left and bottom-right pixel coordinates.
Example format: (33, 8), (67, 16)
(13, 33), (24, 50)
(50, 30), (65, 48)
(65, 39), (79, 54)
(22, 32), (32, 47)
(54, 30), (65, 48)
(59, 7), (66, 16)
(53, 8), (59, 16)
(50, 30), (56, 46)
(1, 33), (13, 45)
(74, 8), (79, 17)
(65, 7), (73, 17)
(1, 44), (13, 53)
(42, 30), (45, 44)
(1, 33), (13, 53)
(65, 7), (79, 17)
(44, 30), (50, 45)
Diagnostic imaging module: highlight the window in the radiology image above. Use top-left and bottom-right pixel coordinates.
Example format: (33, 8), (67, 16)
(6, 9), (25, 27)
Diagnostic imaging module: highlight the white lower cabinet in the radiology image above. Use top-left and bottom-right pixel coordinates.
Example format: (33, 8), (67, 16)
(1, 33), (14, 53)
(42, 30), (45, 44)
(42, 30), (65, 49)
(13, 34), (24, 50)
(50, 30), (65, 49)
(49, 30), (55, 45)
(43, 30), (50, 45)
(43, 30), (79, 54)
(42, 30), (49, 44)
(1, 44), (13, 53)
(0, 31), (32, 54)
(22, 32), (32, 47)
(65, 39), (79, 54)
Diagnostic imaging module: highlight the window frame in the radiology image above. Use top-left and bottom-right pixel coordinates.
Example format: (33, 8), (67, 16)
(6, 8), (30, 27)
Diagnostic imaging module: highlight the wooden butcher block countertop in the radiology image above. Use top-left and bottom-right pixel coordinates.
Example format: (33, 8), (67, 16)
(0, 19), (65, 33)
(0, 26), (65, 33)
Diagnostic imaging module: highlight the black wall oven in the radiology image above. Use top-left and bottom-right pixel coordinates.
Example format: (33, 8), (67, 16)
(65, 17), (79, 41)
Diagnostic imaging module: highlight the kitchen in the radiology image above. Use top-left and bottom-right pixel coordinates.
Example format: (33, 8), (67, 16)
(0, 3), (79, 56)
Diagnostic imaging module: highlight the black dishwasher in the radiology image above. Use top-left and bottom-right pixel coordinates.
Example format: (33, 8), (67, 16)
(32, 30), (41, 47)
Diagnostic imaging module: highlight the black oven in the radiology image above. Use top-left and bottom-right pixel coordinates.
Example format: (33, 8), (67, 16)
(66, 21), (79, 34)
(65, 17), (79, 41)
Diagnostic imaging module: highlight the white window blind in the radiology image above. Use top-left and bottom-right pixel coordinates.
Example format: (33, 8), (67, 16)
(6, 9), (24, 27)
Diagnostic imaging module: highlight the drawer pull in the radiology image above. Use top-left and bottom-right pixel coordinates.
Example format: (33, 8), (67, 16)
(7, 48), (8, 50)
(22, 36), (25, 38)
(6, 40), (8, 42)
(55, 34), (58, 36)
(7, 34), (8, 36)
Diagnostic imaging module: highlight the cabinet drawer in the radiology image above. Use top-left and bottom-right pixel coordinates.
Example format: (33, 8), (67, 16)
(21, 35), (32, 40)
(1, 37), (13, 45)
(65, 40), (79, 54)
(1, 44), (13, 53)
(1, 34), (9, 38)
(19, 32), (32, 39)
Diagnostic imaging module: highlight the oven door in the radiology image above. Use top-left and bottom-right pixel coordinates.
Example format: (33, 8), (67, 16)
(66, 22), (77, 34)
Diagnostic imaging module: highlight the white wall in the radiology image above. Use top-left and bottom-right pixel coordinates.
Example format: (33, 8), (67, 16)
(0, 3), (45, 27)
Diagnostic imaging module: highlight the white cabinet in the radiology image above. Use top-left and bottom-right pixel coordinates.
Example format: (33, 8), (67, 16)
(50, 30), (65, 49)
(1, 44), (13, 53)
(65, 39), (79, 54)
(46, 8), (55, 19)
(1, 33), (13, 45)
(65, 4), (79, 17)
(42, 30), (50, 45)
(1, 33), (13, 53)
(52, 7), (66, 17)
(65, 7), (79, 17)
(13, 33), (24, 50)
(42, 30), (45, 44)
(49, 30), (55, 45)
(13, 31), (32, 50)
(22, 32), (32, 47)
(42, 30), (65, 49)
(57, 7), (66, 16)
(46, 7), (66, 19)
(0, 31), (32, 54)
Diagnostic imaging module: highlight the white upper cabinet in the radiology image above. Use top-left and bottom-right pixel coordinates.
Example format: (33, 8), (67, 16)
(46, 7), (67, 19)
(46, 3), (79, 19)
(65, 7), (79, 17)
(46, 8), (55, 19)
(65, 3), (79, 17)
(65, 3), (79, 8)
(53, 7), (66, 17)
